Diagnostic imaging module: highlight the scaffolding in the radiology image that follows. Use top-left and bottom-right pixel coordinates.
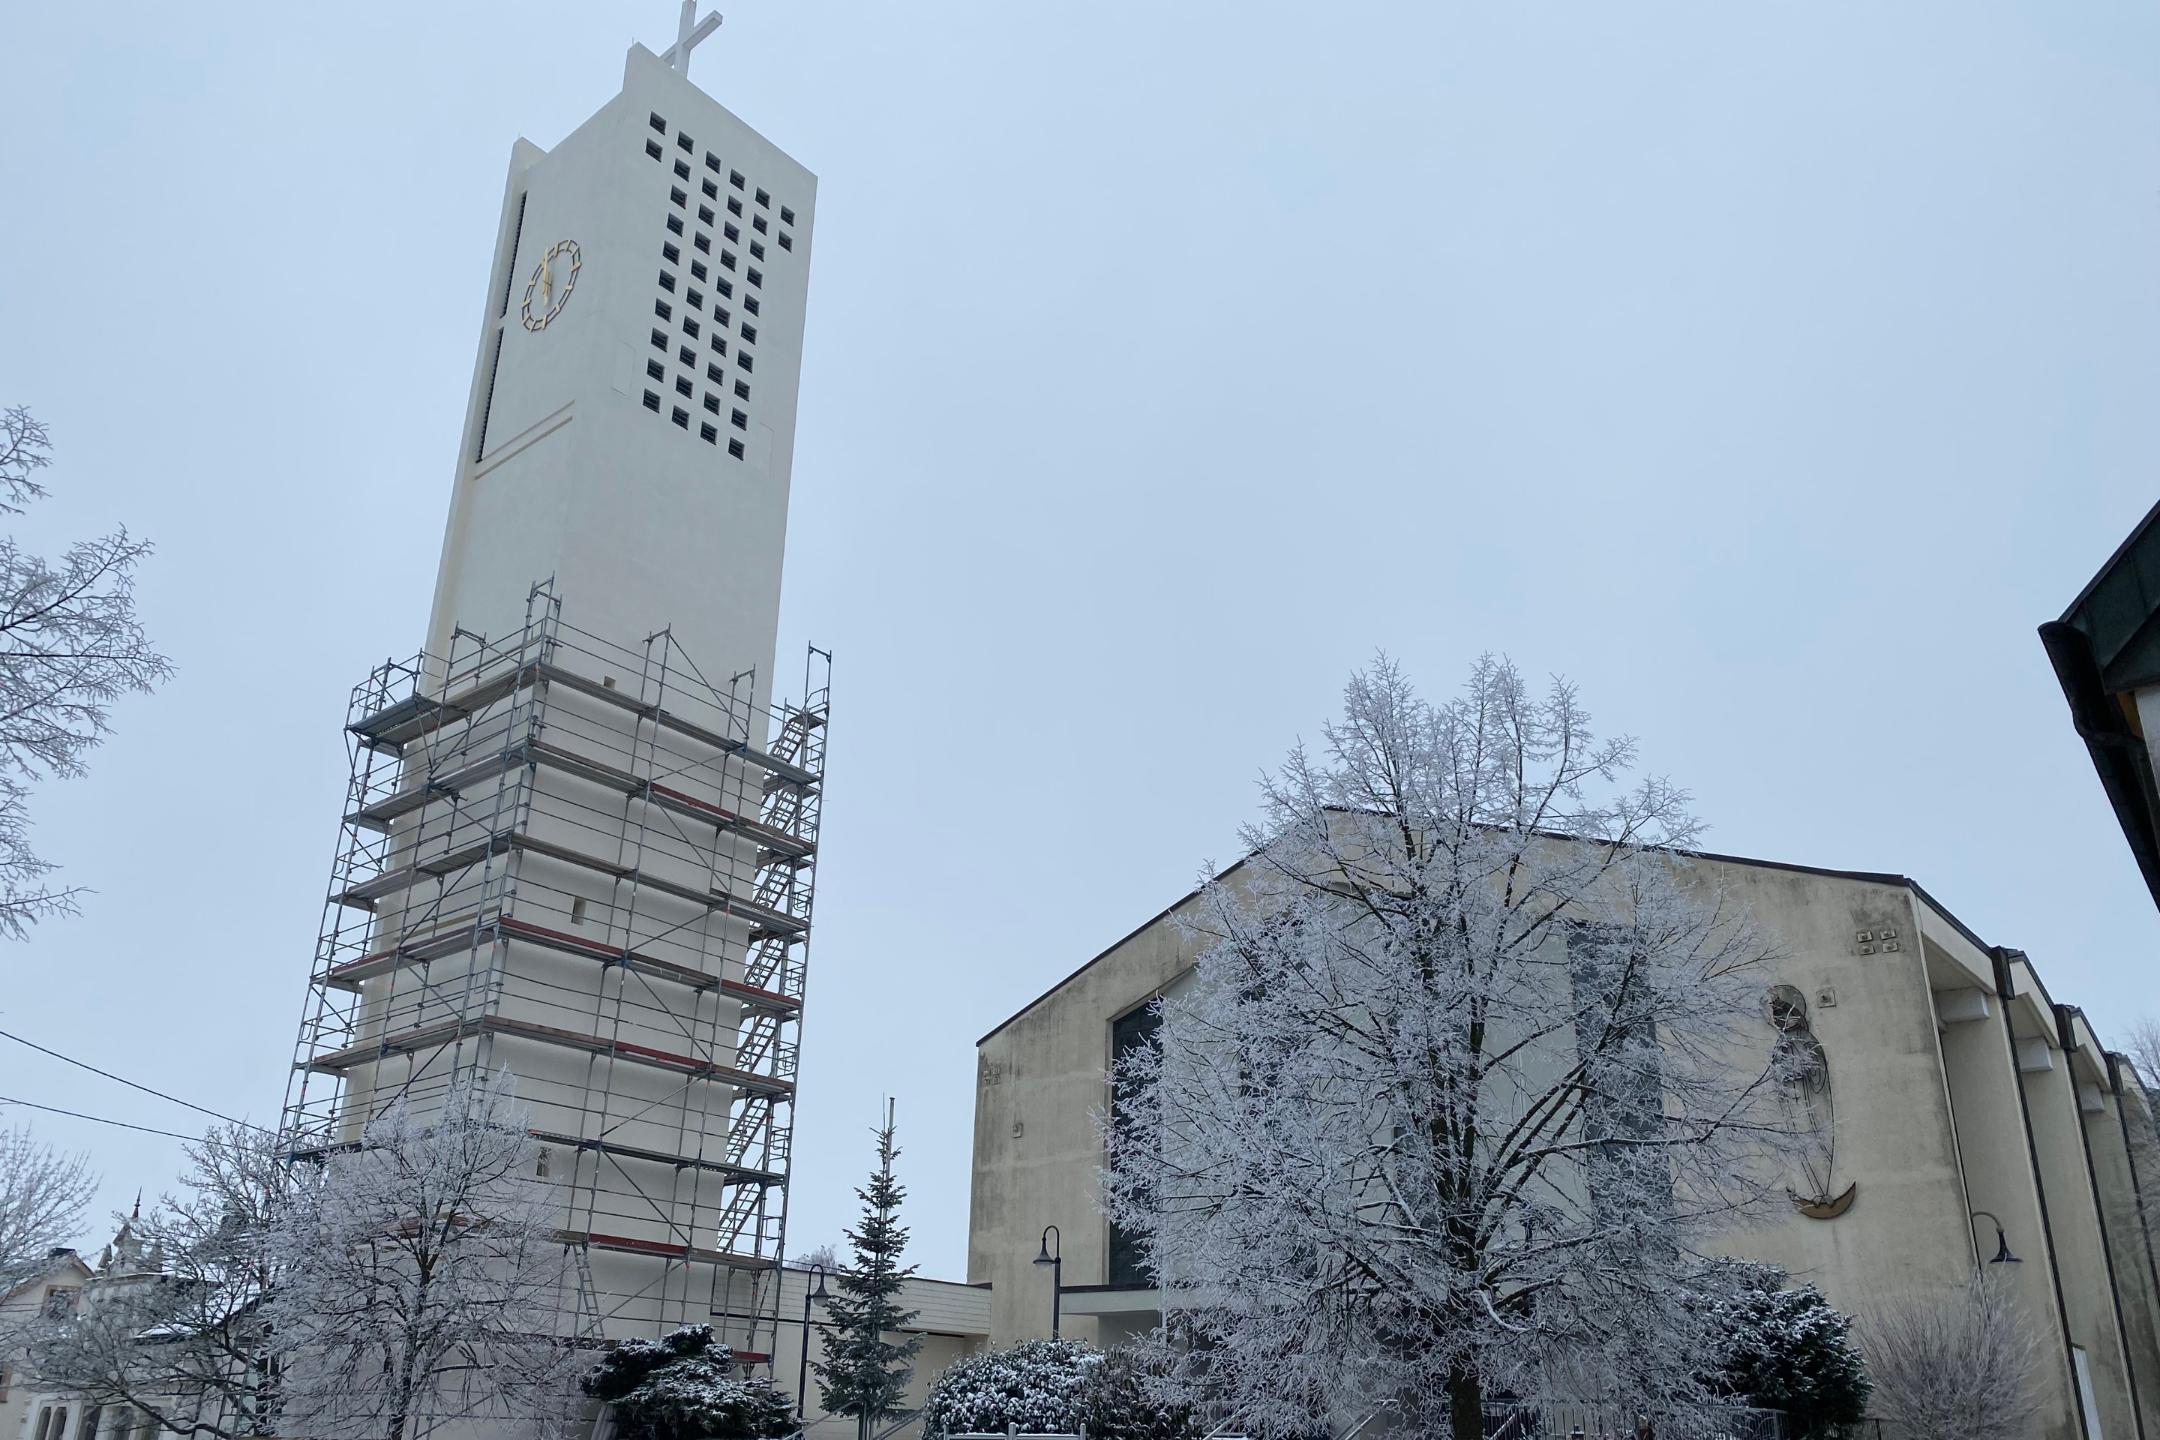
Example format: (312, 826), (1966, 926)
(281, 580), (828, 1366)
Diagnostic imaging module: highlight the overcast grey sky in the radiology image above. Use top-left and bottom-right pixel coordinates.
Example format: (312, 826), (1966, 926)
(1, 1), (2156, 1281)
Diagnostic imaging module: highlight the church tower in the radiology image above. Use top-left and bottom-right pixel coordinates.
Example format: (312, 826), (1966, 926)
(282, 7), (826, 1370)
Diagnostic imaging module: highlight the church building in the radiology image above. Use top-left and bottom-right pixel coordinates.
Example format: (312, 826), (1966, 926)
(969, 843), (2160, 1440)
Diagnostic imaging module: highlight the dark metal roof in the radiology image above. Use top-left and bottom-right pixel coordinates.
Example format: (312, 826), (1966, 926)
(2040, 498), (2160, 911)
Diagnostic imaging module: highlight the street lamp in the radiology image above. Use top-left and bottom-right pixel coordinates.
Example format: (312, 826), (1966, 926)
(1033, 1225), (1063, 1338)
(1969, 1210), (2022, 1266)
(796, 1263), (832, 1421)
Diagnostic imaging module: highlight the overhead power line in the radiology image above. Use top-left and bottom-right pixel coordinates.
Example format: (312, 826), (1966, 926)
(0, 1093), (199, 1142)
(0, 1025), (272, 1134)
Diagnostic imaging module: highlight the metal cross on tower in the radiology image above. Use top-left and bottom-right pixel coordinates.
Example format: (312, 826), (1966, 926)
(660, 1), (723, 77)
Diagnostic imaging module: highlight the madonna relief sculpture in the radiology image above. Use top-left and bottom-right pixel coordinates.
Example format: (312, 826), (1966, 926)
(1768, 984), (1856, 1219)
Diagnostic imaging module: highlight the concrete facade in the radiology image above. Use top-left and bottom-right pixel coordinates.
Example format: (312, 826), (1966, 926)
(969, 847), (2160, 1440)
(430, 42), (815, 720)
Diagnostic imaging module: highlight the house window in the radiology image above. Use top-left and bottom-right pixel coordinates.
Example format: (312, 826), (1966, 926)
(700, 421), (719, 444)
(704, 393), (721, 414)
(678, 345), (696, 365)
(667, 215), (684, 236)
(734, 379), (750, 400)
(663, 241), (680, 263)
(721, 251), (736, 271)
(644, 139), (663, 161)
(750, 241), (764, 260)
(780, 205), (796, 225)
(703, 178), (718, 200)
(673, 159), (690, 181)
(727, 196), (743, 217)
(729, 170), (746, 190)
(741, 323), (758, 344)
(642, 390), (662, 412)
(658, 271), (676, 292)
(677, 131), (694, 152)
(670, 186), (687, 208)
(1106, 999), (1165, 1287)
(683, 317), (700, 339)
(671, 406), (690, 429)
(778, 232), (793, 251)
(753, 214), (768, 234)
(692, 232), (709, 252)
(646, 359), (665, 382)
(654, 299), (672, 320)
(686, 288), (704, 309)
(730, 408), (749, 430)
(691, 259), (707, 281)
(754, 187), (770, 207)
(747, 267), (762, 289)
(728, 437), (745, 458)
(675, 376), (693, 398)
(649, 112), (667, 133)
(710, 333), (727, 355)
(725, 222), (740, 242)
(650, 329), (668, 351)
(705, 152), (720, 172)
(744, 295), (759, 316)
(707, 362), (725, 384)
(736, 351), (752, 372)
(698, 204), (715, 225)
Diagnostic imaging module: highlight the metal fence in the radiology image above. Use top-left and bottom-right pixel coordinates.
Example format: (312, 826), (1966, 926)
(1482, 1403), (1789, 1440)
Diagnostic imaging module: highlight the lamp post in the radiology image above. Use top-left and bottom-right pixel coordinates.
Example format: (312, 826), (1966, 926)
(796, 1263), (831, 1421)
(1969, 1210), (2022, 1266)
(1033, 1225), (1063, 1338)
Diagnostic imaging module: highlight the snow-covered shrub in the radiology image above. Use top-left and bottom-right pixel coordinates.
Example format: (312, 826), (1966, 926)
(583, 1324), (796, 1440)
(1079, 1344), (1200, 1440)
(1703, 1263), (1870, 1437)
(922, 1339), (1100, 1436)
(923, 1339), (1196, 1439)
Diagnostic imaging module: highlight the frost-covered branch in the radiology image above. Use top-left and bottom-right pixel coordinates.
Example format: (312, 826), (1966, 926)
(1101, 655), (1805, 1439)
(264, 1071), (582, 1440)
(25, 1124), (289, 1439)
(0, 1125), (95, 1296)
(0, 406), (171, 939)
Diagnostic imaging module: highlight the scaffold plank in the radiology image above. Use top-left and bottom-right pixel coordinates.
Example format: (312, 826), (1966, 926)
(562, 1229), (778, 1270)
(528, 1128), (784, 1185)
(302, 1013), (793, 1097)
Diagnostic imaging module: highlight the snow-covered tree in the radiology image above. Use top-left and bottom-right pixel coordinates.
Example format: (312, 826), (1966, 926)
(814, 1100), (922, 1431)
(581, 1324), (794, 1440)
(1700, 1262), (1869, 1436)
(1101, 657), (1804, 1439)
(1860, 1276), (2040, 1440)
(0, 406), (171, 938)
(264, 1071), (581, 1440)
(0, 1125), (95, 1292)
(24, 1124), (290, 1438)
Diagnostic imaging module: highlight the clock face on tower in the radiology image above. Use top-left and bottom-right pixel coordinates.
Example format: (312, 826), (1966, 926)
(520, 240), (582, 331)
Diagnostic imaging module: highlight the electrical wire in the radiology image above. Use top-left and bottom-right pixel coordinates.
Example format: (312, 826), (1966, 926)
(0, 1025), (273, 1134)
(0, 1093), (199, 1141)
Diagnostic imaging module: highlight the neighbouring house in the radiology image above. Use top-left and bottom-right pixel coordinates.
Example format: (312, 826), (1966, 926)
(969, 840), (2160, 1440)
(2042, 497), (2160, 914)
(1, 1251), (91, 1440)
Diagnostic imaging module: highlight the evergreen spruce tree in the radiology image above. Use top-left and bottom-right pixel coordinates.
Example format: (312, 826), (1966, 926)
(813, 1100), (923, 1436)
